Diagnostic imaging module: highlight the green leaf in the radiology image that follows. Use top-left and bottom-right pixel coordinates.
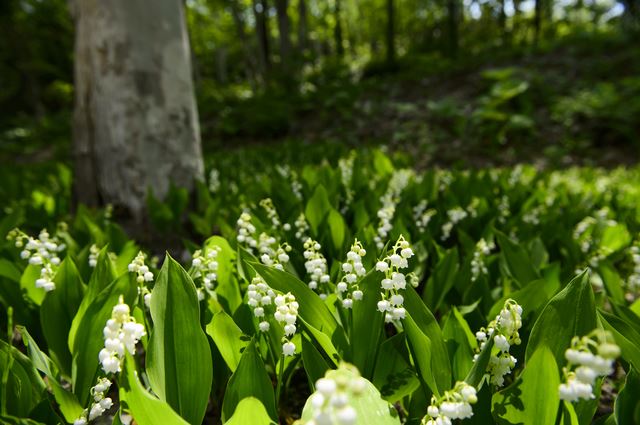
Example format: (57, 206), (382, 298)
(404, 313), (439, 397)
(40, 258), (84, 377)
(0, 340), (46, 417)
(204, 236), (242, 312)
(300, 367), (400, 424)
(372, 334), (420, 403)
(221, 340), (277, 422)
(597, 261), (625, 304)
(598, 310), (640, 372)
(492, 347), (560, 425)
(496, 231), (539, 286)
(465, 336), (494, 387)
(224, 397), (276, 425)
(305, 185), (332, 235)
(442, 307), (477, 381)
(525, 271), (596, 366)
(20, 264), (45, 306)
(206, 311), (249, 372)
(615, 367), (640, 425)
(17, 326), (83, 423)
(0, 258), (21, 282)
(599, 223), (631, 254)
(68, 247), (116, 353)
(422, 248), (459, 312)
(120, 354), (188, 425)
(146, 255), (213, 425)
(351, 272), (384, 377)
(327, 209), (346, 252)
(404, 286), (452, 395)
(301, 335), (331, 389)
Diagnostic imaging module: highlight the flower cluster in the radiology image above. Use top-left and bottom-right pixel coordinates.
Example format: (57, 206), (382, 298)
(338, 153), (355, 213)
(422, 382), (478, 425)
(413, 200), (437, 233)
(336, 240), (366, 308)
(375, 236), (415, 322)
(474, 299), (523, 386)
(258, 234), (291, 270)
(236, 212), (258, 250)
(274, 293), (299, 356)
(88, 244), (100, 268)
(8, 228), (65, 292)
(441, 207), (468, 241)
(305, 365), (367, 425)
(522, 205), (543, 226)
(208, 168), (220, 193)
(99, 296), (146, 374)
(128, 251), (154, 283)
(247, 276), (276, 332)
(73, 377), (113, 425)
(191, 246), (222, 291)
(470, 239), (493, 282)
(260, 198), (281, 228)
(373, 169), (413, 250)
(559, 330), (620, 402)
(294, 213), (310, 241)
(247, 278), (299, 356)
(303, 239), (331, 298)
(497, 195), (510, 224)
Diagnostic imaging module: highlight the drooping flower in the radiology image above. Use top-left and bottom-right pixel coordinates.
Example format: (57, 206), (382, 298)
(98, 296), (145, 374)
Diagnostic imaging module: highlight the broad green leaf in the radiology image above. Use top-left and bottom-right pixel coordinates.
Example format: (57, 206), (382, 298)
(301, 335), (331, 388)
(299, 317), (340, 367)
(492, 347), (560, 425)
(146, 255), (213, 425)
(404, 286), (451, 394)
(18, 326), (83, 422)
(327, 208), (346, 251)
(599, 223), (631, 254)
(0, 340), (46, 417)
(68, 248), (116, 353)
(525, 271), (596, 366)
(487, 272), (560, 322)
(423, 248), (459, 312)
(404, 314), (439, 397)
(465, 336), (494, 387)
(351, 271), (384, 377)
(615, 367), (640, 425)
(120, 354), (188, 425)
(221, 340), (277, 422)
(40, 258), (84, 377)
(598, 310), (640, 372)
(300, 367), (401, 424)
(225, 397), (275, 425)
(20, 264), (45, 305)
(442, 308), (477, 381)
(206, 310), (250, 372)
(597, 261), (625, 304)
(204, 236), (242, 312)
(0, 258), (21, 282)
(496, 231), (539, 286)
(372, 334), (420, 403)
(71, 273), (134, 405)
(305, 185), (332, 235)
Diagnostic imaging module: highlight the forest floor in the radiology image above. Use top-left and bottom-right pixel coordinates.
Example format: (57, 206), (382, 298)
(206, 32), (640, 170)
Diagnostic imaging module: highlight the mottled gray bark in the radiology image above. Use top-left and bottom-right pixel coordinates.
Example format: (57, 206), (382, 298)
(71, 0), (203, 222)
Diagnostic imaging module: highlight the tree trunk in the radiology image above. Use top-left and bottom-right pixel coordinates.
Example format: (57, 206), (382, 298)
(298, 0), (308, 54)
(533, 0), (542, 46)
(253, 0), (271, 77)
(70, 0), (203, 222)
(275, 0), (292, 69)
(386, 0), (396, 65)
(447, 0), (458, 58)
(334, 0), (344, 57)
(229, 0), (258, 83)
